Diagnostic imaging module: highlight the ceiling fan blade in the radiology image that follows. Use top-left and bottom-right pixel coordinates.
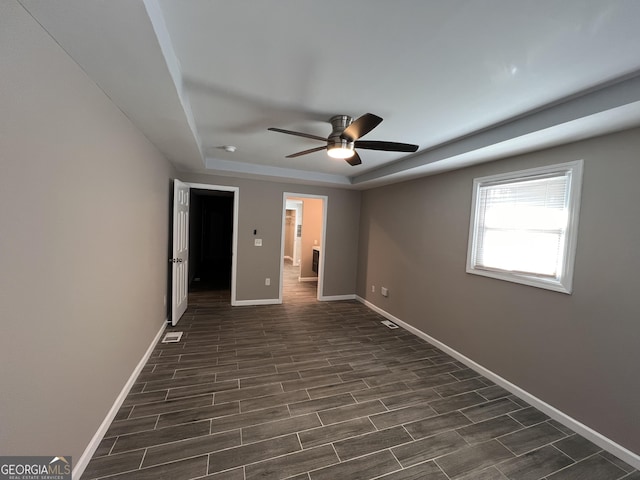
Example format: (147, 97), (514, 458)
(354, 140), (418, 152)
(346, 151), (362, 166)
(286, 146), (327, 158)
(341, 113), (383, 141)
(268, 127), (326, 142)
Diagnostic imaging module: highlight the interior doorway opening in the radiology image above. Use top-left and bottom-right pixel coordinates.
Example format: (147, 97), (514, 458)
(170, 182), (238, 325)
(281, 194), (327, 302)
(189, 189), (234, 294)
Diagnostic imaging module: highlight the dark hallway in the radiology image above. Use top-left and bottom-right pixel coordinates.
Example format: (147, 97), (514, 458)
(189, 190), (234, 293)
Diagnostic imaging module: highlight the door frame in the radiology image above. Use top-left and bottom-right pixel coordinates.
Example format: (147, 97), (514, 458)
(285, 200), (303, 266)
(280, 192), (328, 302)
(187, 182), (239, 306)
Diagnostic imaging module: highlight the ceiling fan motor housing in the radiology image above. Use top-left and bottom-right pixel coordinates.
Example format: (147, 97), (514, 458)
(328, 115), (355, 150)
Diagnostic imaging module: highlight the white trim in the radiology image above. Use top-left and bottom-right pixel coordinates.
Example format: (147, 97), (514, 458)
(319, 294), (356, 301)
(143, 0), (203, 159)
(73, 321), (167, 479)
(356, 296), (640, 471)
(205, 157), (351, 186)
(233, 298), (281, 306)
(185, 183), (239, 306)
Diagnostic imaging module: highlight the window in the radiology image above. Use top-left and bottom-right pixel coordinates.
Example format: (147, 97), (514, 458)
(466, 160), (583, 293)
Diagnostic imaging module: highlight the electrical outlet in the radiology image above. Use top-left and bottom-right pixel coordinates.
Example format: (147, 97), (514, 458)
(381, 287), (389, 297)
(371, 285), (375, 293)
(254, 238), (263, 246)
(265, 278), (271, 286)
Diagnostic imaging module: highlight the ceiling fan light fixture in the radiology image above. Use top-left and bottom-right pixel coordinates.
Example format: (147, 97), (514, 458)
(269, 113), (418, 166)
(327, 146), (355, 159)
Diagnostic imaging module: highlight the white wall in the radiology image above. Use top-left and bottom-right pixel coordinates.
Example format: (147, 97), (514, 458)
(0, 2), (174, 462)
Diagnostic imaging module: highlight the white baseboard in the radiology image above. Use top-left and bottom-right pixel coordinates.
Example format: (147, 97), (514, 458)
(233, 294), (354, 304)
(233, 298), (281, 306)
(320, 294), (356, 301)
(356, 296), (640, 470)
(73, 321), (167, 479)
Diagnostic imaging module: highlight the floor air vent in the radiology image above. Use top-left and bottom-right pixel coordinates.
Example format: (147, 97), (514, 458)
(381, 320), (399, 329)
(162, 331), (183, 343)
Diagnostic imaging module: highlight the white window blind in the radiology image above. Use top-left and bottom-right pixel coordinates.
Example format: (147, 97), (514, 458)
(467, 161), (583, 293)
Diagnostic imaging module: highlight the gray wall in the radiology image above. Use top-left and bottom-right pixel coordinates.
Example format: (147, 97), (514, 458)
(0, 2), (174, 461)
(357, 127), (640, 454)
(179, 173), (361, 301)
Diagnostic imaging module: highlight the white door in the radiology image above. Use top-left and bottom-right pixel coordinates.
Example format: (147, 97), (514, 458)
(171, 180), (189, 326)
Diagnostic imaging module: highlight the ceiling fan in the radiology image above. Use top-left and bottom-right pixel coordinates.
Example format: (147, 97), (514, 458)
(268, 113), (419, 166)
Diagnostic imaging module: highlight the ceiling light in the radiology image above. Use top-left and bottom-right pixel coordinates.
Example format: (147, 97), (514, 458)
(222, 145), (237, 153)
(327, 146), (355, 159)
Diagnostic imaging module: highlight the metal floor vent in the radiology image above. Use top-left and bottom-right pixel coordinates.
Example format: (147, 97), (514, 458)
(162, 331), (183, 343)
(381, 320), (399, 329)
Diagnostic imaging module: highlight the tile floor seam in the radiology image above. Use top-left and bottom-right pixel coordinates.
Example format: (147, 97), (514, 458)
(138, 448), (147, 470)
(109, 431), (219, 457)
(549, 441), (578, 460)
(493, 458), (512, 478)
(90, 465), (141, 480)
(595, 451), (633, 477)
(543, 453), (594, 479)
(495, 436), (520, 457)
(508, 413), (530, 429)
(401, 424), (416, 442)
(435, 460), (454, 480)
(206, 437), (306, 473)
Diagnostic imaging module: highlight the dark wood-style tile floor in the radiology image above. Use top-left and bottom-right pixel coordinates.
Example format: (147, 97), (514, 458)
(82, 264), (638, 480)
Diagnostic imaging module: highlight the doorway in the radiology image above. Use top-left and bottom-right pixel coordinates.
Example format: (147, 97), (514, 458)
(189, 189), (234, 293)
(281, 193), (327, 302)
(186, 183), (239, 306)
(170, 181), (239, 325)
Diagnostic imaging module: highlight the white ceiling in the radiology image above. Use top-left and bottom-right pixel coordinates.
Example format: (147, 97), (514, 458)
(19, 0), (640, 189)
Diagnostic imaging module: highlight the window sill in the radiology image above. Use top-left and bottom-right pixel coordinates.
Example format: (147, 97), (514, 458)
(466, 266), (572, 294)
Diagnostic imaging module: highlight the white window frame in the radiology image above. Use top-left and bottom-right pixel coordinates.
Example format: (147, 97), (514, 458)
(466, 160), (583, 294)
